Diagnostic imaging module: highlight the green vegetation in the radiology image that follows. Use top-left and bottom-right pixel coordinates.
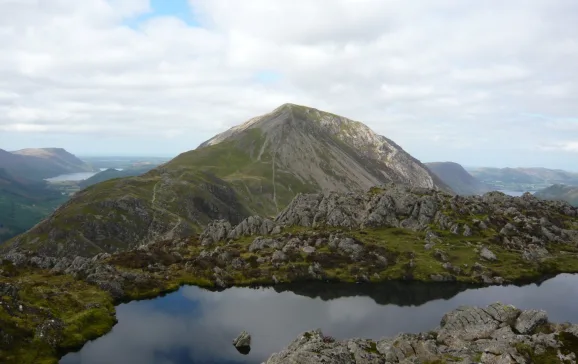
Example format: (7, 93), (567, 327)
(513, 342), (559, 363)
(0, 191), (68, 243)
(0, 261), (115, 364)
(2, 217), (578, 362)
(104, 222), (578, 297)
(0, 168), (69, 243)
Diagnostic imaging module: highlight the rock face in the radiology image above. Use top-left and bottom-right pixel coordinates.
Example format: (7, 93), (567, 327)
(3, 103), (449, 258)
(274, 184), (578, 253)
(233, 330), (251, 348)
(233, 330), (252, 355)
(264, 303), (578, 364)
(426, 161), (492, 196)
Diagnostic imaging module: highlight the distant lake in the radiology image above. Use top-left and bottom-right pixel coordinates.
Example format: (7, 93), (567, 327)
(45, 172), (98, 182)
(46, 169), (124, 182)
(61, 274), (578, 364)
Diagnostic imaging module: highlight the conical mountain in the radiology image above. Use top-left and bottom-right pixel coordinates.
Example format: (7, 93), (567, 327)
(4, 103), (451, 257)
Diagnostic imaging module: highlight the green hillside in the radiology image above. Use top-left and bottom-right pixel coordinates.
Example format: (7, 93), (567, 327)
(0, 169), (68, 243)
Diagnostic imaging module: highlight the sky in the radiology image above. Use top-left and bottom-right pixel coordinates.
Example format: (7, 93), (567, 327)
(0, 0), (577, 170)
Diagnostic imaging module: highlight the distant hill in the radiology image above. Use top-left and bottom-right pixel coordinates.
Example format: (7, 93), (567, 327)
(426, 162), (491, 196)
(78, 166), (157, 188)
(5, 103), (452, 257)
(0, 148), (93, 180)
(468, 167), (578, 191)
(535, 184), (578, 207)
(0, 168), (68, 243)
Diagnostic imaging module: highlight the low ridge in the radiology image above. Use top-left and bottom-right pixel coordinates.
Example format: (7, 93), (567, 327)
(0, 147), (92, 180)
(3, 103), (450, 257)
(535, 184), (578, 207)
(426, 161), (491, 195)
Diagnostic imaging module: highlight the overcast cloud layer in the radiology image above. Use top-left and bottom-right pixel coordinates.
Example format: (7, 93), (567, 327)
(0, 0), (577, 169)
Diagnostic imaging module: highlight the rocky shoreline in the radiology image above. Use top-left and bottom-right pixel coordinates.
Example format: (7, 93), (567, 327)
(2, 185), (578, 362)
(263, 302), (578, 363)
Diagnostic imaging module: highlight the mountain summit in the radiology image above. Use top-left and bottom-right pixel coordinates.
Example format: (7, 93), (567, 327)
(199, 103), (448, 192)
(4, 103), (450, 257)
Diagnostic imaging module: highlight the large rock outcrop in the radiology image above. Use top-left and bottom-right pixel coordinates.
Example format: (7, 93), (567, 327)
(264, 303), (578, 364)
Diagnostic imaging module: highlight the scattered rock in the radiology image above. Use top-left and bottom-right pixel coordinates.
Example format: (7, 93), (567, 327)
(233, 330), (251, 355)
(500, 223), (518, 236)
(433, 249), (448, 262)
(249, 237), (283, 252)
(271, 250), (288, 263)
(480, 246), (497, 261)
(522, 244), (550, 262)
(302, 246), (316, 254)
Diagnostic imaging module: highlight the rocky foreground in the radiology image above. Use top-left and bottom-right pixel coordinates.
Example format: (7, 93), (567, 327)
(264, 302), (578, 364)
(2, 184), (578, 362)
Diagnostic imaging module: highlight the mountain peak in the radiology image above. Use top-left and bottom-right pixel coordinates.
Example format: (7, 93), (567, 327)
(198, 103), (449, 193)
(6, 104), (451, 257)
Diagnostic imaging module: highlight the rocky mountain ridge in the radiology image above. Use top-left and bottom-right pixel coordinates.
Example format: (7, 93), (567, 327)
(3, 103), (449, 257)
(2, 183), (578, 362)
(4, 184), (578, 297)
(264, 302), (578, 363)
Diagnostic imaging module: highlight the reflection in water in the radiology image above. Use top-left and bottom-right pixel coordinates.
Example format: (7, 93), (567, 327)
(272, 280), (477, 306)
(61, 274), (578, 364)
(235, 346), (250, 355)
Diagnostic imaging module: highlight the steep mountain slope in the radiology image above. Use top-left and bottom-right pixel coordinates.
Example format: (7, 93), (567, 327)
(0, 169), (67, 243)
(3, 103), (450, 257)
(0, 148), (93, 180)
(535, 184), (578, 207)
(426, 162), (491, 195)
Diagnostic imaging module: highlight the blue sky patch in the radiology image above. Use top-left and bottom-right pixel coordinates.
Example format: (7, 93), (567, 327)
(254, 70), (283, 84)
(123, 0), (198, 28)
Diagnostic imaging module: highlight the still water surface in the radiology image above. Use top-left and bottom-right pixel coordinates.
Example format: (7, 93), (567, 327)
(61, 274), (578, 364)
(45, 172), (98, 182)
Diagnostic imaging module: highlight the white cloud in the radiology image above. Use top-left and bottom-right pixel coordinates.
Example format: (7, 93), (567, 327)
(0, 0), (577, 168)
(540, 141), (578, 153)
